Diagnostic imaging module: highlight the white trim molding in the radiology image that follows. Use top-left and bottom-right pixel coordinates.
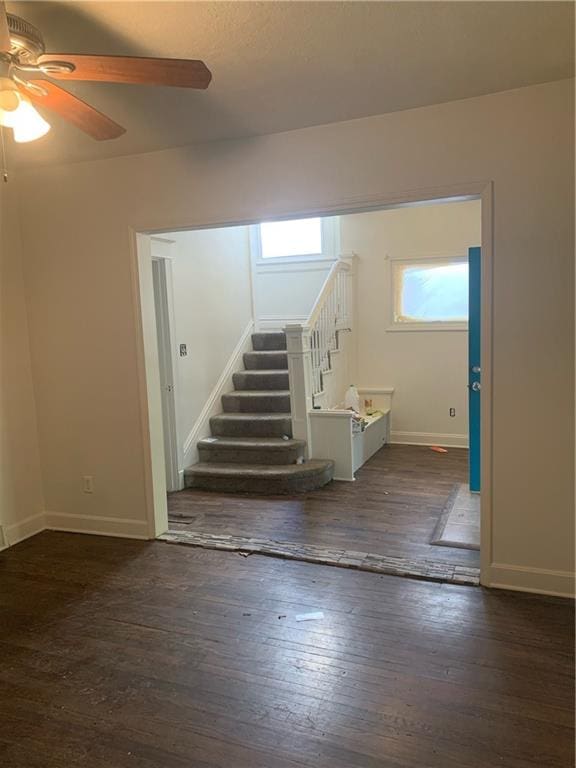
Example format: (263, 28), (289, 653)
(3, 512), (46, 548)
(485, 563), (575, 598)
(258, 314), (308, 331)
(390, 431), (469, 448)
(149, 236), (177, 258)
(254, 260), (336, 275)
(182, 320), (255, 470)
(45, 512), (149, 540)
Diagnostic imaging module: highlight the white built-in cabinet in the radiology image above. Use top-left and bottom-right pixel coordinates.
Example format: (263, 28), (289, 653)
(309, 409), (390, 481)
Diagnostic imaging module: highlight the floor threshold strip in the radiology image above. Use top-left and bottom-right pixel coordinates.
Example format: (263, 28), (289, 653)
(159, 529), (480, 586)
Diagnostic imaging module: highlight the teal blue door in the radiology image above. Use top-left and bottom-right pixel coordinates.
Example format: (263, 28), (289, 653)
(468, 247), (481, 492)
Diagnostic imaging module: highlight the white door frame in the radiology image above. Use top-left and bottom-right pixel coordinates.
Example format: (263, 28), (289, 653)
(150, 239), (181, 492)
(131, 180), (493, 588)
(141, 237), (181, 498)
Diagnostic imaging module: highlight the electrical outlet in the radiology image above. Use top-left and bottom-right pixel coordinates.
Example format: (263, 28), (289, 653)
(82, 475), (94, 494)
(179, 343), (187, 357)
(449, 408), (456, 417)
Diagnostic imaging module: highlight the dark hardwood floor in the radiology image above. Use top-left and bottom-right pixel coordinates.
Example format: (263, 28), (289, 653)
(169, 444), (479, 567)
(0, 532), (573, 767)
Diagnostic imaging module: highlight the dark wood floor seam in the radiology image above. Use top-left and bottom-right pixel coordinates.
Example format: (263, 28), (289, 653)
(160, 530), (480, 585)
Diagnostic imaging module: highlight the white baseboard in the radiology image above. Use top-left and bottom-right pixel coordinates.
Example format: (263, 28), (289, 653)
(485, 563), (575, 598)
(258, 314), (308, 331)
(45, 512), (149, 540)
(390, 431), (469, 448)
(182, 320), (255, 467)
(3, 512), (46, 548)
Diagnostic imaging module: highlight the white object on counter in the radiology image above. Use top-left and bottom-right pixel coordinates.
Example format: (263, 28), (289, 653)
(344, 385), (361, 413)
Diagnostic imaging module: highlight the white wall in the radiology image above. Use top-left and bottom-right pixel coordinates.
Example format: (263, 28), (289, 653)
(254, 259), (331, 329)
(167, 226), (253, 461)
(340, 200), (481, 445)
(15, 79), (574, 595)
(0, 183), (44, 547)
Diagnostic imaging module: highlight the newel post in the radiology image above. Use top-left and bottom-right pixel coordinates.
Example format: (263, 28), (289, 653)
(285, 324), (314, 457)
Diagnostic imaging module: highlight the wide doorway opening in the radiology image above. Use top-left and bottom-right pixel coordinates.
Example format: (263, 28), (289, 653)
(137, 192), (486, 585)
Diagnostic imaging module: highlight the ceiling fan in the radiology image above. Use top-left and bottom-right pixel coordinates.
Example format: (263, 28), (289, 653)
(0, 2), (212, 143)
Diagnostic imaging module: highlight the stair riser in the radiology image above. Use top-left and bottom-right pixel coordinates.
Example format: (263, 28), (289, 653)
(251, 333), (287, 351)
(198, 445), (304, 465)
(233, 372), (289, 391)
(210, 417), (292, 438)
(243, 352), (288, 370)
(185, 465), (334, 495)
(222, 393), (291, 413)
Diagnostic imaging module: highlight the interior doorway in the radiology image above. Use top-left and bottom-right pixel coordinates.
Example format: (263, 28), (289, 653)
(135, 183), (490, 584)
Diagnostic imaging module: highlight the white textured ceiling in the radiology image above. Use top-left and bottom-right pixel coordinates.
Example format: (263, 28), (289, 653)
(6, 1), (575, 167)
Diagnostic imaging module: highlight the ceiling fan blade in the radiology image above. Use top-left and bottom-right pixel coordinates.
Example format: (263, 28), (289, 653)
(37, 54), (212, 89)
(20, 80), (126, 140)
(0, 2), (11, 52)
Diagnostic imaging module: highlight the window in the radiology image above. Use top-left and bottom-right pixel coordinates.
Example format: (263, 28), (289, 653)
(251, 216), (338, 263)
(260, 217), (322, 259)
(391, 257), (468, 329)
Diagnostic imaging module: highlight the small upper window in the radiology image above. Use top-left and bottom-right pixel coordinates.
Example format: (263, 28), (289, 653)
(252, 216), (338, 264)
(392, 258), (468, 328)
(260, 217), (322, 259)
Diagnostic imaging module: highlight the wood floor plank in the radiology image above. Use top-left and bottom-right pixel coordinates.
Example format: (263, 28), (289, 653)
(0, 532), (573, 768)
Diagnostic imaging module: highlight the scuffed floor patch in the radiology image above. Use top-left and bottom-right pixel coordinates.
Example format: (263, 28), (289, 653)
(159, 529), (480, 586)
(431, 483), (480, 550)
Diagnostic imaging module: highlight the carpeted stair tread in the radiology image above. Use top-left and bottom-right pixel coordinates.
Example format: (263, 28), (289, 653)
(233, 370), (289, 391)
(198, 436), (305, 450)
(210, 412), (292, 438)
(244, 351), (288, 370)
(187, 460), (332, 477)
(184, 460), (334, 494)
(251, 332), (287, 351)
(198, 435), (305, 465)
(222, 390), (291, 413)
(211, 412), (292, 420)
(224, 390), (290, 396)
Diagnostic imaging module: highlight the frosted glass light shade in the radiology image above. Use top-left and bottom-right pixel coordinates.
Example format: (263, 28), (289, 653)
(10, 99), (50, 142)
(0, 80), (51, 142)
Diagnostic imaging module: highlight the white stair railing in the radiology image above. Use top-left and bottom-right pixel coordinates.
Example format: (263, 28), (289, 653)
(307, 259), (353, 398)
(285, 256), (356, 456)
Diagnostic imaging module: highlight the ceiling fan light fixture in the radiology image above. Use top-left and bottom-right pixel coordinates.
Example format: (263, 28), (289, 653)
(9, 96), (50, 142)
(0, 8), (212, 143)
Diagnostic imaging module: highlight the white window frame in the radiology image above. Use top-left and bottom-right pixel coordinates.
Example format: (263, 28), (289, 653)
(388, 252), (469, 332)
(250, 216), (339, 266)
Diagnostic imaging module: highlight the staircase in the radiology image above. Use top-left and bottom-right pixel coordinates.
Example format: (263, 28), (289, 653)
(184, 332), (334, 494)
